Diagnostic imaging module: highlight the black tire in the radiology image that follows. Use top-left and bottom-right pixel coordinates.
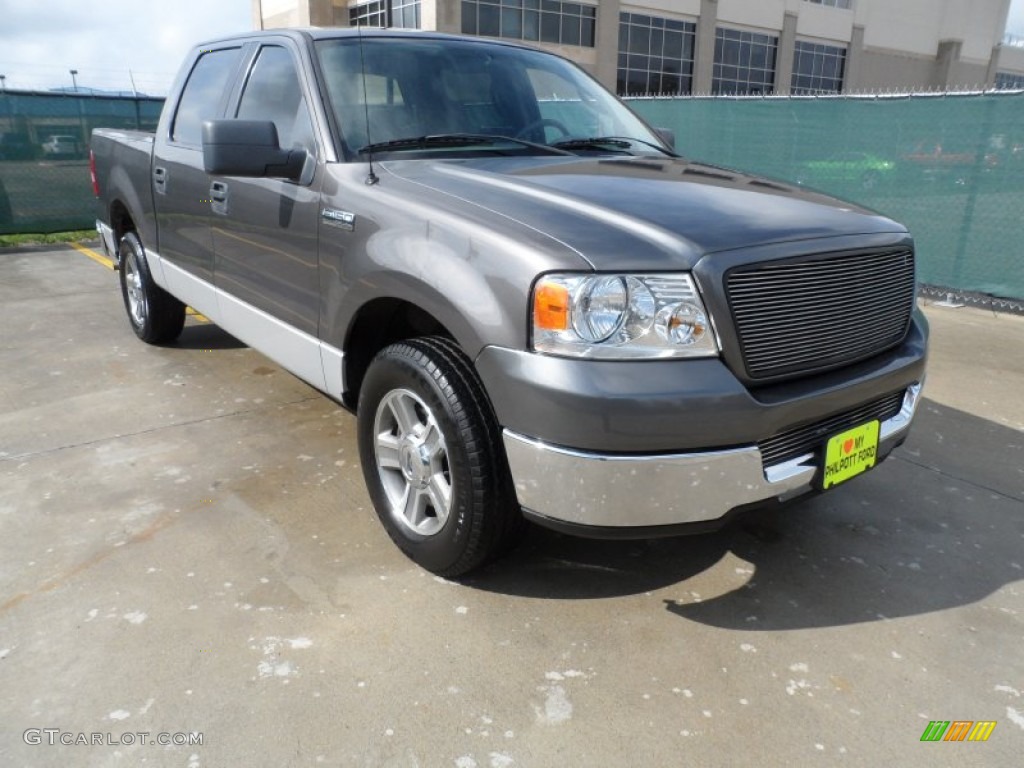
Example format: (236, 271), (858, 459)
(118, 231), (185, 344)
(357, 336), (524, 577)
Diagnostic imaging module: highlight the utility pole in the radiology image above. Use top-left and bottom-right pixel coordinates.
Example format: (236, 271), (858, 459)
(70, 69), (78, 92)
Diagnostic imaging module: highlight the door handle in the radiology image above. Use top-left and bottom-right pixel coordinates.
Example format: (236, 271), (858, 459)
(153, 166), (167, 194)
(210, 181), (228, 202)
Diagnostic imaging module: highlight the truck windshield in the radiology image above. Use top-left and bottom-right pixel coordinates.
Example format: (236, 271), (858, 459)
(315, 36), (666, 158)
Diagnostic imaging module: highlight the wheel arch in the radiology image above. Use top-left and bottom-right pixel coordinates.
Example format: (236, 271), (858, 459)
(109, 199), (136, 258)
(341, 297), (456, 410)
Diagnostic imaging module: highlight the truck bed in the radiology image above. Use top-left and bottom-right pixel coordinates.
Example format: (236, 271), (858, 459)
(91, 129), (157, 253)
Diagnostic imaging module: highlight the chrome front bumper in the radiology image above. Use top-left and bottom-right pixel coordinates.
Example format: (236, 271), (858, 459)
(503, 383), (922, 530)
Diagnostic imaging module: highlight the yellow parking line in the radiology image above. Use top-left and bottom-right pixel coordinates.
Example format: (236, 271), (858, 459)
(70, 241), (114, 270)
(71, 240), (209, 324)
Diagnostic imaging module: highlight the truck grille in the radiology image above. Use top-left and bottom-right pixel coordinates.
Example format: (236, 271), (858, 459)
(758, 390), (905, 467)
(726, 249), (916, 380)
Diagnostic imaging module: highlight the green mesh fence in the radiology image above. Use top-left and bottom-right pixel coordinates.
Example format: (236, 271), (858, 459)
(0, 92), (163, 235)
(2, 90), (1021, 301)
(628, 92), (1024, 301)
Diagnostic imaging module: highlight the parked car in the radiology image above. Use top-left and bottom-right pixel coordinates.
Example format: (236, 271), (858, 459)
(41, 134), (81, 158)
(901, 139), (998, 184)
(795, 151), (895, 190)
(91, 29), (927, 576)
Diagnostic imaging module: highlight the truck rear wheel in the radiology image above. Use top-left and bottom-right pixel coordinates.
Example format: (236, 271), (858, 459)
(118, 232), (185, 344)
(357, 336), (523, 577)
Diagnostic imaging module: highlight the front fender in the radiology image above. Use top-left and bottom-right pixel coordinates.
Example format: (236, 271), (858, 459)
(335, 226), (523, 358)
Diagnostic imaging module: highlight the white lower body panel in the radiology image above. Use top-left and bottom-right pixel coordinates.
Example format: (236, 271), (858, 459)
(145, 250), (343, 399)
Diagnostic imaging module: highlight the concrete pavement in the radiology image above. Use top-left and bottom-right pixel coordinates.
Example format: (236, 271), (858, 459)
(1, 246), (1021, 767)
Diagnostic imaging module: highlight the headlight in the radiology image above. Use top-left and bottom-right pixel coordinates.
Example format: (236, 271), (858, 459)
(531, 273), (718, 359)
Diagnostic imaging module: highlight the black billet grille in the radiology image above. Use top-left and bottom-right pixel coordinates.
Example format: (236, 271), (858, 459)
(758, 391), (905, 467)
(726, 250), (916, 380)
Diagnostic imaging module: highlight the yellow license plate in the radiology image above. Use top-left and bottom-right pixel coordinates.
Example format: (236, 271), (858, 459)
(822, 420), (880, 489)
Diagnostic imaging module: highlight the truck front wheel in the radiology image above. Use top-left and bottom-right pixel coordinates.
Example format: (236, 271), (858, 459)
(118, 232), (185, 344)
(357, 337), (523, 577)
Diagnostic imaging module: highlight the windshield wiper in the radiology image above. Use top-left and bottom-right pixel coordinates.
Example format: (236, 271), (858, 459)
(358, 133), (571, 156)
(552, 136), (676, 156)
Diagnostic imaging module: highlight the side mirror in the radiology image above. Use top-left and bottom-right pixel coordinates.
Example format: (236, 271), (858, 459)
(202, 119), (306, 181)
(654, 127), (676, 151)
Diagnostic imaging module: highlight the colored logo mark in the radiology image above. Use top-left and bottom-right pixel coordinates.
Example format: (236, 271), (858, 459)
(920, 720), (996, 742)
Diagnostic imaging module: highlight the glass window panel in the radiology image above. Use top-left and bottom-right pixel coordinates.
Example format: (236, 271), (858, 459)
(580, 16), (595, 46)
(629, 24), (650, 54)
(650, 28), (663, 57)
(479, 3), (500, 35)
(722, 38), (740, 65)
(462, 1), (477, 34)
(237, 46), (313, 150)
(523, 9), (540, 39)
(501, 7), (522, 38)
(664, 31), (683, 60)
(540, 11), (560, 42)
(562, 15), (580, 45)
(629, 54), (650, 72)
(172, 48), (241, 145)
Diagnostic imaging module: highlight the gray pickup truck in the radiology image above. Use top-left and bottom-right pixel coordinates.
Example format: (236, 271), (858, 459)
(91, 28), (927, 576)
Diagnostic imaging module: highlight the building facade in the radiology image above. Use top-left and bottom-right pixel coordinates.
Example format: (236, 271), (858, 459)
(252, 0), (1024, 94)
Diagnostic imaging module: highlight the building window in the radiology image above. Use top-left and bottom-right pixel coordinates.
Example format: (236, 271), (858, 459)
(617, 13), (696, 96)
(804, 0), (852, 9)
(349, 0), (420, 28)
(713, 27), (778, 95)
(791, 40), (845, 94)
(995, 72), (1024, 89)
(461, 0), (596, 48)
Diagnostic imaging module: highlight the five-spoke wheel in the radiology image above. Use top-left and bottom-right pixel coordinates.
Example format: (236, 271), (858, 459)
(357, 337), (523, 576)
(374, 388), (452, 537)
(117, 232), (185, 344)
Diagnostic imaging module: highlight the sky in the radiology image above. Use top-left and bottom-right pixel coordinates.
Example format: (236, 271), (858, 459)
(0, 0), (252, 95)
(1009, 0), (1024, 38)
(1, 0), (1024, 94)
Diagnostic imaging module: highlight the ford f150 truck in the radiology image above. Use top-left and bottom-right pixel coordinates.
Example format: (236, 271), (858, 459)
(91, 29), (928, 576)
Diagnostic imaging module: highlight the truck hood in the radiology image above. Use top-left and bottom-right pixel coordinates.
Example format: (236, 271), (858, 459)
(381, 155), (907, 270)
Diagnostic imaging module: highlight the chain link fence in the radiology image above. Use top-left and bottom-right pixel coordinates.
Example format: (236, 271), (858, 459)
(2, 89), (1022, 302)
(0, 91), (163, 235)
(628, 91), (1024, 302)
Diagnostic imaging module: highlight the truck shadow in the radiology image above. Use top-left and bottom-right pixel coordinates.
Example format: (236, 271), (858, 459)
(175, 321), (247, 350)
(468, 400), (1024, 630)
